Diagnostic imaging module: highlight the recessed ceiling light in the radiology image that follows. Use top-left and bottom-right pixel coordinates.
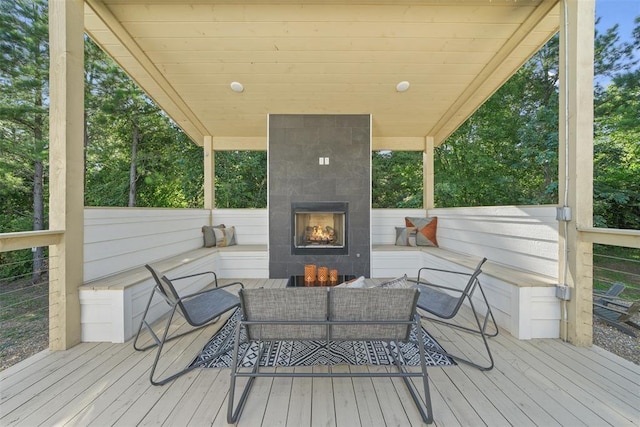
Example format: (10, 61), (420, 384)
(230, 81), (244, 93)
(396, 81), (410, 92)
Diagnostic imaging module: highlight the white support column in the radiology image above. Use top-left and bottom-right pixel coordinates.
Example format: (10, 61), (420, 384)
(48, 0), (84, 350)
(424, 136), (435, 211)
(203, 135), (215, 210)
(559, 0), (595, 346)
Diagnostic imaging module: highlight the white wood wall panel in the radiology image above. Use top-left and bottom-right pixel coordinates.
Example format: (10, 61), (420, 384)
(81, 253), (220, 342)
(84, 208), (210, 282)
(428, 205), (558, 277)
(211, 208), (269, 245)
(214, 250), (269, 279)
(81, 207), (561, 341)
(371, 207), (561, 339)
(370, 249), (423, 279)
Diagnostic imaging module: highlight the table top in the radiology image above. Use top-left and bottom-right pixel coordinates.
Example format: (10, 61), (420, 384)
(287, 275), (356, 287)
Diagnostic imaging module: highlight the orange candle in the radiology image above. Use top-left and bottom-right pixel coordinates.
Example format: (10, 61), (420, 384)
(329, 269), (338, 285)
(317, 266), (329, 285)
(304, 264), (316, 285)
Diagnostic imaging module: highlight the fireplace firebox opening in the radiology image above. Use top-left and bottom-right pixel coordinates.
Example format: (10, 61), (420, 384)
(292, 202), (348, 255)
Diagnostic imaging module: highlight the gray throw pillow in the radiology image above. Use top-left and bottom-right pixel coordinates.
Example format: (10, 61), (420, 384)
(380, 274), (411, 289)
(202, 224), (225, 247)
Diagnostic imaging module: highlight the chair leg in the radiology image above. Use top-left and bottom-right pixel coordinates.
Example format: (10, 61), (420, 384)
(387, 324), (434, 424)
(413, 320), (434, 424)
(147, 306), (199, 386)
(133, 286), (161, 352)
(419, 295), (497, 371)
(227, 322), (260, 424)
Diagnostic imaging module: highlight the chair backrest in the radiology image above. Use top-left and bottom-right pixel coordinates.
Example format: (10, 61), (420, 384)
(329, 288), (418, 341)
(145, 264), (184, 310)
(606, 283), (626, 297)
(238, 287), (419, 342)
(448, 257), (487, 316)
(239, 288), (329, 340)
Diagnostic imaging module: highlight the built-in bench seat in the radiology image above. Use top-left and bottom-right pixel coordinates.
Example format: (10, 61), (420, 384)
(80, 244), (268, 343)
(79, 206), (562, 343)
(81, 245), (269, 291)
(371, 244), (559, 340)
(81, 247), (215, 291)
(80, 207), (269, 343)
(373, 244), (556, 288)
(370, 206), (561, 340)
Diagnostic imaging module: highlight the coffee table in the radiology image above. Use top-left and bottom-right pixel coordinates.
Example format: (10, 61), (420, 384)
(287, 275), (356, 287)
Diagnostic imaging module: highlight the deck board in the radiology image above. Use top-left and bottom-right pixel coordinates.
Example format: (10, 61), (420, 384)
(1, 278), (639, 427)
(349, 365), (386, 427)
(287, 366), (313, 426)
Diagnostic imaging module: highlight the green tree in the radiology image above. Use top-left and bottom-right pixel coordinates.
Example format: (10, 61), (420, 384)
(435, 34), (559, 208)
(593, 17), (639, 229)
(593, 21), (639, 229)
(435, 16), (639, 226)
(372, 151), (423, 208)
(0, 0), (49, 281)
(83, 38), (204, 208)
(214, 151), (267, 208)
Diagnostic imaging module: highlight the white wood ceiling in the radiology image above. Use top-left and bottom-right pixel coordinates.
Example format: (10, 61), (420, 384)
(84, 0), (559, 149)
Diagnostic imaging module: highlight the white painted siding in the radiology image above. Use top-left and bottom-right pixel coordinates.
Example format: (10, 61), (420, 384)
(84, 208), (210, 282)
(428, 205), (559, 277)
(370, 206), (561, 339)
(211, 208), (269, 245)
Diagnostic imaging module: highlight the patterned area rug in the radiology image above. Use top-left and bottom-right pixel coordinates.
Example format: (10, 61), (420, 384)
(191, 309), (455, 368)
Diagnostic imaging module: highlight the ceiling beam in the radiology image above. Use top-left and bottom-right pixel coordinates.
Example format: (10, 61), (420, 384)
(372, 137), (426, 151)
(85, 0), (210, 143)
(212, 137), (267, 150)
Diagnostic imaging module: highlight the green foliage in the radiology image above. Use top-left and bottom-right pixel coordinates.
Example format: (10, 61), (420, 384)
(214, 151), (267, 208)
(593, 69), (640, 229)
(435, 35), (560, 208)
(434, 16), (639, 228)
(372, 151), (423, 208)
(83, 38), (204, 208)
(0, 0), (49, 231)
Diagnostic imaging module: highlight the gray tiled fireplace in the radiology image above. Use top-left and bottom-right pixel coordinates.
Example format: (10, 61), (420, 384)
(268, 114), (371, 278)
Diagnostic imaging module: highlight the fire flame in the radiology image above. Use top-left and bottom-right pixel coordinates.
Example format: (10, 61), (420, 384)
(309, 225), (334, 242)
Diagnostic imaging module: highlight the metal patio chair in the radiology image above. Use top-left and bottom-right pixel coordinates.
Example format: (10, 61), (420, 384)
(133, 264), (243, 385)
(413, 257), (498, 370)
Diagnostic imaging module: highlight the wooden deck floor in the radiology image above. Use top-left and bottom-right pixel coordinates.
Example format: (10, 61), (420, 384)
(1, 278), (639, 426)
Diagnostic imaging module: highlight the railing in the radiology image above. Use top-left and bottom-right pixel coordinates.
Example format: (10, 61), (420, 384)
(593, 245), (640, 301)
(0, 230), (64, 252)
(0, 247), (53, 370)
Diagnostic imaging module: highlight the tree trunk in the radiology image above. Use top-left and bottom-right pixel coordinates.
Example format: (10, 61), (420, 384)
(32, 107), (44, 283)
(128, 119), (139, 207)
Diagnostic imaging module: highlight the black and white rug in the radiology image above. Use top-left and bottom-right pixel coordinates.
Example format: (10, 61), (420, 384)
(191, 309), (455, 368)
